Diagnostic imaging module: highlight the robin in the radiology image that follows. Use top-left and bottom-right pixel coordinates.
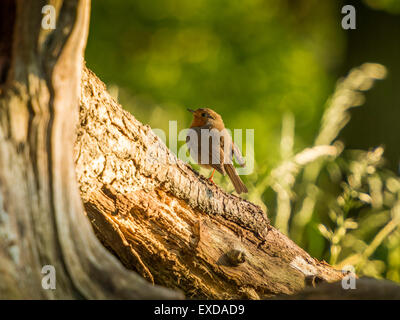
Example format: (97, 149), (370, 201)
(186, 108), (248, 194)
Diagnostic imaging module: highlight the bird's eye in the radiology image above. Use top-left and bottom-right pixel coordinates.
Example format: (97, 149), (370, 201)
(201, 113), (206, 117)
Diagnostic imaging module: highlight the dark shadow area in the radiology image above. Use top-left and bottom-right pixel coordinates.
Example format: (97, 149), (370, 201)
(340, 0), (400, 171)
(0, 0), (16, 84)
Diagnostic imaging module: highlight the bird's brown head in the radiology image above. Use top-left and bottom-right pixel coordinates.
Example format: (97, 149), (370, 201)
(187, 108), (225, 130)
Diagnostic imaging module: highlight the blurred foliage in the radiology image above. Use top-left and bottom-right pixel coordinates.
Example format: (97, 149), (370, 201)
(364, 0), (400, 14)
(87, 0), (344, 169)
(86, 1), (400, 283)
(265, 63), (400, 282)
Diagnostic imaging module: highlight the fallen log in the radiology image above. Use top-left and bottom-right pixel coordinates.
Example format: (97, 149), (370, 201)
(75, 67), (345, 299)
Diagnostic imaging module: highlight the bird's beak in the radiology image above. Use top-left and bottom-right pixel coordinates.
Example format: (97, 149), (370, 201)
(187, 108), (195, 113)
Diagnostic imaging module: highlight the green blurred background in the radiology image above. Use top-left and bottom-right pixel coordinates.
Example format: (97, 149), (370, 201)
(86, 0), (400, 283)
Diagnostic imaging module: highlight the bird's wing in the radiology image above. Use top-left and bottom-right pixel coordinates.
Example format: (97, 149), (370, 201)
(220, 129), (245, 167)
(208, 128), (225, 174)
(186, 127), (225, 174)
(232, 141), (246, 167)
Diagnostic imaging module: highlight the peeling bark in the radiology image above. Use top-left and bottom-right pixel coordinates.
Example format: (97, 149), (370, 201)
(76, 67), (345, 299)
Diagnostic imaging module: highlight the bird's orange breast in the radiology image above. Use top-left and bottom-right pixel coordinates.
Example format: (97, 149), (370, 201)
(190, 117), (208, 128)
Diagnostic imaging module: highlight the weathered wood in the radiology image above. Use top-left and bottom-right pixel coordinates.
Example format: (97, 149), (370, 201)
(76, 67), (345, 299)
(0, 0), (346, 300)
(0, 0), (180, 299)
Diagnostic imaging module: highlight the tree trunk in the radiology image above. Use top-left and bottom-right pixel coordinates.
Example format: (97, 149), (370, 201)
(0, 0), (180, 299)
(0, 0), (348, 300)
(75, 67), (345, 299)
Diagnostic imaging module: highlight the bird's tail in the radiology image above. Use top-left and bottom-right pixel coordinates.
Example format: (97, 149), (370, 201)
(224, 164), (248, 194)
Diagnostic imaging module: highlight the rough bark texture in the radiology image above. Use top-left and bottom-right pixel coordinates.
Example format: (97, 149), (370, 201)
(4, 0), (396, 301)
(75, 67), (345, 299)
(0, 0), (180, 299)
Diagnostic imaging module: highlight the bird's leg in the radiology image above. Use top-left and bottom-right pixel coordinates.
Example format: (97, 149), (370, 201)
(208, 169), (216, 184)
